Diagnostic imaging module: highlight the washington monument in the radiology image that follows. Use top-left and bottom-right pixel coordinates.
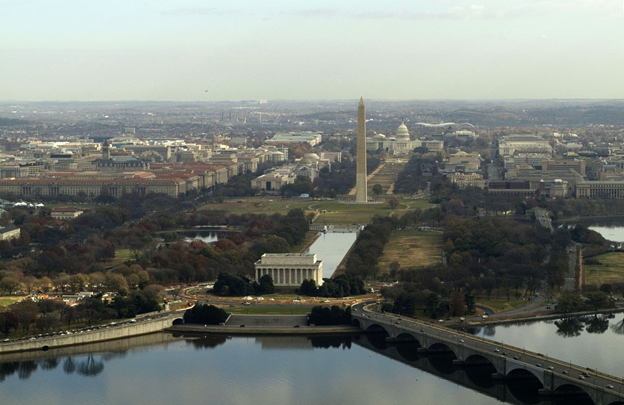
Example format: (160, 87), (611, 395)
(356, 97), (367, 203)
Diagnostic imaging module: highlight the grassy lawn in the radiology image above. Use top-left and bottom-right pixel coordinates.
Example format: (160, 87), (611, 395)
(311, 200), (394, 224)
(584, 252), (624, 286)
(227, 305), (311, 315)
(0, 297), (21, 307)
(198, 195), (433, 225)
(108, 249), (133, 266)
(291, 231), (321, 253)
(199, 198), (311, 216)
(378, 230), (442, 272)
(368, 162), (405, 195)
(478, 299), (526, 313)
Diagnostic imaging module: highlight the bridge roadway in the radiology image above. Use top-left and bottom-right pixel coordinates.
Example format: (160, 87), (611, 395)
(352, 303), (624, 405)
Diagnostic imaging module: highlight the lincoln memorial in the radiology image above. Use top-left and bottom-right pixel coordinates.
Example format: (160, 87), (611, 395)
(254, 253), (324, 287)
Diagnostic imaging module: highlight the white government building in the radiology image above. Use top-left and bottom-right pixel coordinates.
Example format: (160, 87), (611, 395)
(254, 253), (324, 287)
(366, 121), (419, 156)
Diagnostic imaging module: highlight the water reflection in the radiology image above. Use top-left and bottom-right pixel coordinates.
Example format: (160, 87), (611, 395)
(0, 350), (138, 381)
(585, 315), (609, 334)
(357, 332), (595, 405)
(0, 331), (611, 405)
(555, 317), (585, 337)
(308, 335), (352, 349)
(610, 319), (624, 334)
(76, 355), (104, 376)
(189, 335), (228, 349)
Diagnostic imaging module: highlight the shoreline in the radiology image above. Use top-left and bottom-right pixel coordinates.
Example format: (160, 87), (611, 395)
(166, 324), (362, 335)
(448, 307), (624, 329)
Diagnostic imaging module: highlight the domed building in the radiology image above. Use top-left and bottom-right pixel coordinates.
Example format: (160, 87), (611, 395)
(366, 121), (420, 156)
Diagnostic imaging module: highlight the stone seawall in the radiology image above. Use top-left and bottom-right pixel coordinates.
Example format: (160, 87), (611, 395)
(0, 332), (178, 363)
(0, 314), (180, 355)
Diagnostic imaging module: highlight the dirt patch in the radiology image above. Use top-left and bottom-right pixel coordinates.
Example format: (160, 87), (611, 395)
(378, 231), (442, 272)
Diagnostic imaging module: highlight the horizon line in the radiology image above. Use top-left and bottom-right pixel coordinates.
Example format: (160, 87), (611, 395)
(1, 98), (624, 103)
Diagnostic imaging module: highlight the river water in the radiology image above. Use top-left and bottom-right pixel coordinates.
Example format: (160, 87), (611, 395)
(17, 223), (615, 404)
(5, 312), (622, 405)
(0, 332), (538, 405)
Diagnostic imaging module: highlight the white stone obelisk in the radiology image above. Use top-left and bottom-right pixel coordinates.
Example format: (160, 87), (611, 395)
(355, 97), (367, 203)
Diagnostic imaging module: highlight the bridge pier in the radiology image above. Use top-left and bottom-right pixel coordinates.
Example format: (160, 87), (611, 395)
(538, 388), (591, 399)
(491, 373), (539, 383)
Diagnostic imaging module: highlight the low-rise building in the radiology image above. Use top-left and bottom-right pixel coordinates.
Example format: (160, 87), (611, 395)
(51, 207), (83, 219)
(0, 226), (20, 241)
(254, 253), (323, 287)
(576, 181), (624, 199)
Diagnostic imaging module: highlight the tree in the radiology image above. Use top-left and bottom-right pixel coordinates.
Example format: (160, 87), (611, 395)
(22, 276), (38, 295)
(372, 184), (383, 195)
(585, 291), (610, 312)
(389, 261), (400, 280)
(450, 292), (466, 316)
(105, 273), (129, 296)
(183, 304), (228, 325)
(68, 274), (88, 292)
(308, 305), (351, 325)
(77, 297), (106, 326)
(425, 292), (440, 317)
(0, 276), (21, 295)
(0, 312), (18, 336)
(170, 285), (184, 300)
(254, 274), (275, 295)
(556, 292), (584, 314)
(213, 272), (254, 296)
(11, 300), (39, 331)
(299, 279), (318, 296)
(53, 273), (71, 292)
(388, 197), (399, 209)
(142, 284), (165, 301)
(393, 293), (417, 316)
(464, 293), (476, 314)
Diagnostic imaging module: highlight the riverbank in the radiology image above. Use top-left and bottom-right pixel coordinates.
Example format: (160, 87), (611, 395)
(166, 324), (361, 335)
(451, 307), (624, 329)
(554, 215), (624, 223)
(0, 313), (180, 355)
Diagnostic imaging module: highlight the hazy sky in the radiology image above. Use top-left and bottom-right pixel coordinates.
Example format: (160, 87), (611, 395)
(1, 0), (623, 101)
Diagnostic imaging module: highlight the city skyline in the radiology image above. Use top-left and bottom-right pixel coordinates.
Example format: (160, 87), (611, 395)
(1, 0), (622, 101)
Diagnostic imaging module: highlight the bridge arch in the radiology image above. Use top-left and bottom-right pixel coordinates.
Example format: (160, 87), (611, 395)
(506, 364), (544, 385)
(365, 323), (389, 335)
(395, 332), (420, 344)
(394, 333), (422, 362)
(505, 369), (544, 405)
(464, 354), (496, 368)
(426, 342), (457, 375)
(428, 342), (456, 355)
(551, 383), (592, 404)
(172, 318), (184, 326)
(352, 318), (360, 328)
(364, 324), (390, 350)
